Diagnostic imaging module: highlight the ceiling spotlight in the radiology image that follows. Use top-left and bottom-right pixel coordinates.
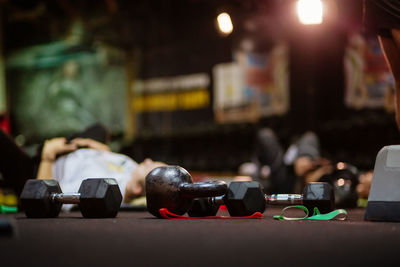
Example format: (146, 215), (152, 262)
(217, 12), (233, 35)
(297, 0), (323, 25)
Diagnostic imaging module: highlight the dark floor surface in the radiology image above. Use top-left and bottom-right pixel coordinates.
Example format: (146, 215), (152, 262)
(1, 207), (399, 266)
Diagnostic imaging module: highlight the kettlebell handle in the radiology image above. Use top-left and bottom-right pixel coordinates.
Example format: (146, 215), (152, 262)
(179, 181), (227, 198)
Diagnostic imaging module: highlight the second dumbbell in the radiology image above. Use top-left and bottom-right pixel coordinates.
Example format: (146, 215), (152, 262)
(188, 182), (335, 216)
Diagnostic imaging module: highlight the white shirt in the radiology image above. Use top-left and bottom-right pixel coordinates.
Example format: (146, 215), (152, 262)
(53, 149), (137, 210)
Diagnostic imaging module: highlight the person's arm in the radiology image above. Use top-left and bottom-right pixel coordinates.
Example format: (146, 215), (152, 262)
(36, 138), (78, 179)
(69, 138), (110, 151)
(123, 159), (166, 203)
(356, 170), (373, 199)
(36, 160), (54, 180)
(294, 156), (333, 184)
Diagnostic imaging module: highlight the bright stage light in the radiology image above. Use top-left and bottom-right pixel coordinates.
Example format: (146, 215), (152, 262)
(217, 12), (233, 35)
(297, 0), (323, 25)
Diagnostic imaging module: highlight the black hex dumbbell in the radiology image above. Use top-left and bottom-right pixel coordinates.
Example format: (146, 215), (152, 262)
(189, 182), (266, 216)
(20, 178), (122, 218)
(188, 181), (334, 216)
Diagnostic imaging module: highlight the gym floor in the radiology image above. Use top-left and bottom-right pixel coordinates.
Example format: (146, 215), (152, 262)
(0, 208), (399, 266)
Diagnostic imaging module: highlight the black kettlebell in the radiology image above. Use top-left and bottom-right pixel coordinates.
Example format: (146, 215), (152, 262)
(146, 166), (228, 218)
(319, 162), (359, 208)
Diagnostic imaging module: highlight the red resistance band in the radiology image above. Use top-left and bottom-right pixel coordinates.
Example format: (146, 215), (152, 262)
(159, 208), (263, 219)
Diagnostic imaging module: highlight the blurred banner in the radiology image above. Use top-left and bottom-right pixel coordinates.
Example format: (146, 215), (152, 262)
(344, 34), (395, 112)
(6, 42), (127, 141)
(131, 73), (211, 134)
(132, 73), (210, 112)
(213, 42), (290, 123)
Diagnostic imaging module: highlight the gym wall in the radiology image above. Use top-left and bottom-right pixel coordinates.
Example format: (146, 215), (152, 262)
(1, 0), (398, 171)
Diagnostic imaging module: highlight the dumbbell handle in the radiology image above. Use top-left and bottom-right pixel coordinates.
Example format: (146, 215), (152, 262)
(265, 194), (303, 205)
(212, 194), (304, 206)
(50, 193), (81, 204)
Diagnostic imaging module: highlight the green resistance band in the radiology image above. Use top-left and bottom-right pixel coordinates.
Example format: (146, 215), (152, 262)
(0, 204), (18, 214)
(273, 205), (348, 221)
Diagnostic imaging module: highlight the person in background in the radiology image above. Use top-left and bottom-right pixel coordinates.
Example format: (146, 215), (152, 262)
(0, 124), (165, 209)
(238, 128), (373, 203)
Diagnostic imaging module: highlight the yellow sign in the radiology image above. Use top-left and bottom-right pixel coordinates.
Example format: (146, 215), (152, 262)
(132, 88), (209, 112)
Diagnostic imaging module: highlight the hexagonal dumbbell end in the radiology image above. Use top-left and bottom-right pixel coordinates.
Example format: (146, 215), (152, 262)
(224, 182), (266, 216)
(302, 182), (335, 214)
(188, 198), (220, 217)
(20, 179), (63, 218)
(78, 178), (122, 218)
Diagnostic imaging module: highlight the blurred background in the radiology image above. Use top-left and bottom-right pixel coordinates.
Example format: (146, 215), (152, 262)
(0, 0), (396, 173)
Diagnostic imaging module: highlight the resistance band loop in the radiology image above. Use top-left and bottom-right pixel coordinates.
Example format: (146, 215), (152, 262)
(0, 205), (18, 214)
(273, 205), (348, 221)
(159, 208), (263, 219)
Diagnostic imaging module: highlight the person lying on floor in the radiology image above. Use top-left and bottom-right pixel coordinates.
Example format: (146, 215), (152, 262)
(0, 125), (165, 209)
(37, 137), (165, 207)
(238, 128), (373, 206)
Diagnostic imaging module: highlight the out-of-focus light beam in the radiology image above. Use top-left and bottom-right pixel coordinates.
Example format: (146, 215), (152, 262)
(297, 0), (323, 25)
(217, 12), (233, 35)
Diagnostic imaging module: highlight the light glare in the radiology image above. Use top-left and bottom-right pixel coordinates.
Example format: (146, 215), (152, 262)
(337, 162), (345, 170)
(297, 0), (323, 25)
(337, 178), (345, 187)
(217, 12), (233, 35)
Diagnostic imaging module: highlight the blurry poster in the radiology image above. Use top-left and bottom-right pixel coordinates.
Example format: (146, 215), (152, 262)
(213, 62), (259, 122)
(213, 42), (290, 123)
(344, 34), (394, 111)
(7, 42), (127, 140)
(132, 73), (210, 112)
(131, 73), (211, 134)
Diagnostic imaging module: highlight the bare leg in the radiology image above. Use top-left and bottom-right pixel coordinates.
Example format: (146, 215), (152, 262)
(379, 30), (400, 130)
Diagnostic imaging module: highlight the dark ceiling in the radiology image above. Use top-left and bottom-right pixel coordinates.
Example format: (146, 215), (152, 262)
(1, 0), (363, 52)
